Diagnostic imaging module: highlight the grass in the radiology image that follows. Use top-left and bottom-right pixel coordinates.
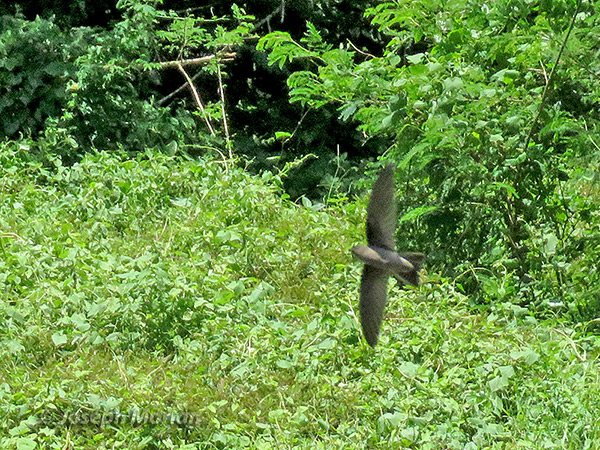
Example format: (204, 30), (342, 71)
(1, 142), (600, 449)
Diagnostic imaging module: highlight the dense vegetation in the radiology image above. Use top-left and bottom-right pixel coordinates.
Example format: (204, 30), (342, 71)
(1, 0), (599, 448)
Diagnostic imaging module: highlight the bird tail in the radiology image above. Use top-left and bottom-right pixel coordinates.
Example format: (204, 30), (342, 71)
(396, 252), (425, 286)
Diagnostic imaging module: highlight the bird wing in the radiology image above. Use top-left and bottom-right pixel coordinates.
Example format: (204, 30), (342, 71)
(366, 165), (397, 249)
(360, 264), (390, 347)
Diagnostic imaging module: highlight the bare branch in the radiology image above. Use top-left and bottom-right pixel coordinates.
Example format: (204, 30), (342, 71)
(157, 70), (202, 106)
(176, 62), (216, 136)
(159, 52), (236, 69)
(217, 64), (232, 158)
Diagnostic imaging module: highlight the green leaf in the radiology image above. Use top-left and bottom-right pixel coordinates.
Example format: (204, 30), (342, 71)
(488, 375), (508, 392)
(16, 438), (37, 450)
(511, 349), (540, 365)
(339, 103), (357, 121)
(275, 131), (292, 140)
(52, 332), (68, 347)
(406, 53), (424, 64)
(443, 77), (463, 90)
(317, 338), (336, 350)
(399, 206), (436, 223)
(275, 359), (294, 369)
(398, 361), (419, 377)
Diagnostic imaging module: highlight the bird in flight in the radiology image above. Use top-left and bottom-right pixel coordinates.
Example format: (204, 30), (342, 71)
(351, 164), (425, 347)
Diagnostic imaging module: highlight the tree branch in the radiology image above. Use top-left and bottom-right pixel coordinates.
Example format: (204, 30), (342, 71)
(176, 63), (216, 136)
(159, 52), (236, 69)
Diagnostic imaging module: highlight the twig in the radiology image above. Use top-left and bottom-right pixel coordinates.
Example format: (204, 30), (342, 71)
(157, 69), (202, 106)
(523, 0), (581, 151)
(538, 60), (549, 84)
(159, 53), (236, 69)
(588, 134), (600, 152)
(396, 368), (428, 391)
(346, 39), (376, 59)
(176, 62), (216, 136)
(325, 144), (342, 202)
(285, 108), (310, 145)
(254, 5), (282, 31)
(555, 328), (585, 362)
(217, 64), (232, 158)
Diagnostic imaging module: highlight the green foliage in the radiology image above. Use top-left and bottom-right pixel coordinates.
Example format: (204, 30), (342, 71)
(0, 1), (255, 159)
(0, 15), (93, 140)
(2, 0), (391, 198)
(63, 0), (186, 154)
(256, 26), (321, 69)
(63, 0), (255, 155)
(1, 142), (600, 448)
(258, 0), (600, 314)
(3, 2), (600, 447)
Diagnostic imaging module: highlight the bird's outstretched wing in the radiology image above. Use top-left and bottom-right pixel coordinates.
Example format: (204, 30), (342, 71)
(360, 265), (390, 347)
(366, 165), (397, 250)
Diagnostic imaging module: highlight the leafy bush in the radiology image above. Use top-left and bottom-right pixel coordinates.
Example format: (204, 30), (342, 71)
(62, 0), (254, 155)
(0, 15), (92, 140)
(0, 2), (255, 160)
(258, 0), (600, 314)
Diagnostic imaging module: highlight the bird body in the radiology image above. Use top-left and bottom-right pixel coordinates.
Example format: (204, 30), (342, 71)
(352, 164), (424, 347)
(351, 245), (421, 286)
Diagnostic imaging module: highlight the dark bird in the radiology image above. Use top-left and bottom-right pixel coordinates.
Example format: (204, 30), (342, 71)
(351, 164), (425, 347)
